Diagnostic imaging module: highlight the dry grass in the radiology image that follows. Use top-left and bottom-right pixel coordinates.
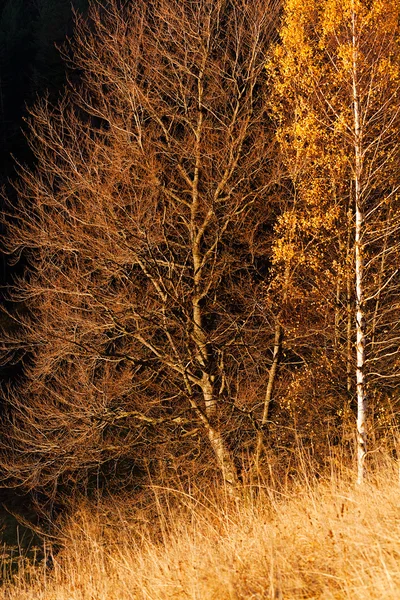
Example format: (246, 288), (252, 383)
(2, 458), (400, 599)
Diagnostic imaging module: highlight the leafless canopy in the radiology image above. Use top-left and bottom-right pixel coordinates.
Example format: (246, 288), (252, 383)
(1, 0), (280, 494)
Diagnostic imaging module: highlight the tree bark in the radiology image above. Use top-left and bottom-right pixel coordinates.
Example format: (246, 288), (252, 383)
(352, 5), (367, 484)
(255, 320), (282, 469)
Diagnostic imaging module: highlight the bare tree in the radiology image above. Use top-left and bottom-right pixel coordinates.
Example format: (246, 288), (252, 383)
(1, 0), (280, 496)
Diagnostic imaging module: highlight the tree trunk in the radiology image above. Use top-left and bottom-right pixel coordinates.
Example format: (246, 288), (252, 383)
(352, 7), (367, 484)
(255, 321), (282, 469)
(207, 426), (239, 490)
(346, 209), (353, 397)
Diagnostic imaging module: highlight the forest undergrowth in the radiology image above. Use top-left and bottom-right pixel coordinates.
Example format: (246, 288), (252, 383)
(1, 451), (400, 600)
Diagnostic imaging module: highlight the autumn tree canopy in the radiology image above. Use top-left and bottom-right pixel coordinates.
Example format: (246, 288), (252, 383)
(268, 0), (400, 481)
(2, 0), (400, 499)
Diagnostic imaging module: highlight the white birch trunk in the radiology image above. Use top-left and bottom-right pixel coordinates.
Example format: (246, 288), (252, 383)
(352, 6), (367, 484)
(355, 196), (367, 484)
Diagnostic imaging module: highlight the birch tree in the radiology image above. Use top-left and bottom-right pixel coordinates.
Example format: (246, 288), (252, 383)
(268, 0), (400, 482)
(0, 0), (279, 496)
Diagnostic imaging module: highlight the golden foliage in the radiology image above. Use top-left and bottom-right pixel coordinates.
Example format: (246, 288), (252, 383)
(267, 0), (400, 379)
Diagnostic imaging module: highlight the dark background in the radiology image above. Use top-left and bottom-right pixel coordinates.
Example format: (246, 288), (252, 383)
(0, 0), (89, 382)
(0, 0), (89, 279)
(0, 0), (89, 179)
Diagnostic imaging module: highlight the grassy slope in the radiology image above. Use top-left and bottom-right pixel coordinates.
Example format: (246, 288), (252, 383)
(2, 459), (400, 599)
